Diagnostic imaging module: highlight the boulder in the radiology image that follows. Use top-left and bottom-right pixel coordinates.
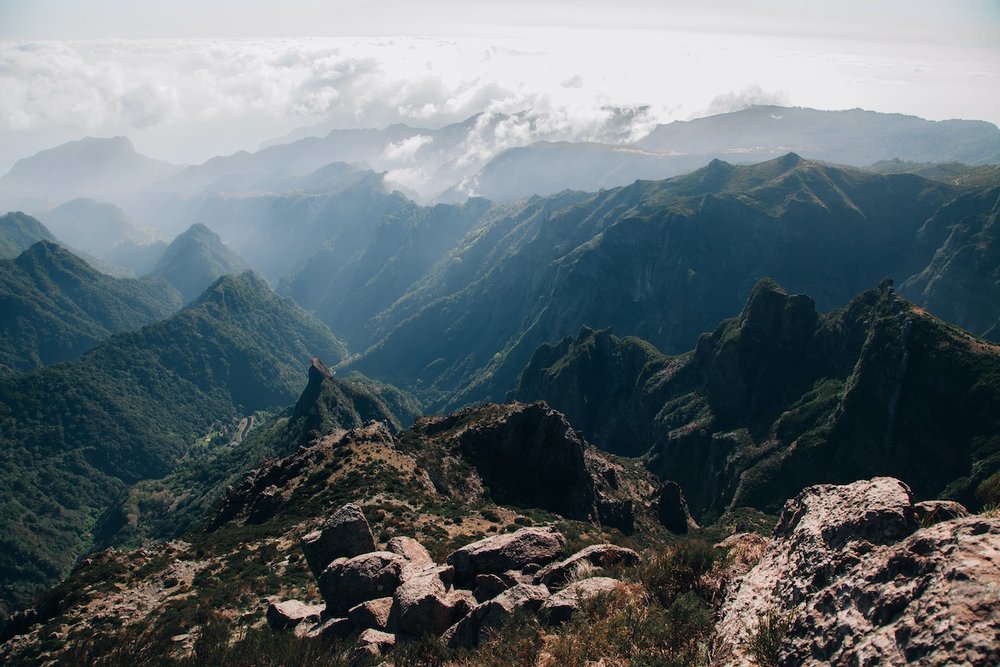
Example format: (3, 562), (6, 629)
(348, 597), (394, 632)
(301, 503), (376, 577)
(444, 582), (550, 648)
(473, 574), (509, 602)
(712, 477), (922, 665)
(265, 599), (324, 631)
(319, 551), (409, 614)
(352, 629), (396, 662)
(782, 517), (1000, 665)
(391, 566), (475, 637)
(295, 616), (351, 640)
(540, 577), (624, 625)
(533, 544), (640, 588)
(654, 481), (698, 534)
(386, 536), (434, 567)
(447, 527), (565, 585)
(914, 499), (970, 525)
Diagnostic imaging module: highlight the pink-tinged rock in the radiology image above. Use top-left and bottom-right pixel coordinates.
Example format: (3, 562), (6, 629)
(266, 599), (324, 631)
(533, 544), (640, 588)
(391, 566), (475, 636)
(319, 551), (409, 614)
(348, 597), (394, 632)
(386, 536), (434, 567)
(300, 503), (376, 577)
(445, 582), (551, 648)
(712, 477), (923, 665)
(446, 527), (565, 585)
(352, 629), (397, 662)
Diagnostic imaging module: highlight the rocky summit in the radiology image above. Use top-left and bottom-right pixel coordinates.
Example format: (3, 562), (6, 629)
(712, 477), (999, 666)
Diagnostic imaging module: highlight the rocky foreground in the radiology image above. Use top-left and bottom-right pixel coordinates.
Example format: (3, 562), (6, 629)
(258, 477), (998, 666)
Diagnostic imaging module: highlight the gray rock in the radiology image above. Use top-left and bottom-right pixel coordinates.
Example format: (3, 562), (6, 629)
(348, 597), (394, 632)
(301, 503), (376, 577)
(782, 517), (1000, 665)
(445, 582), (550, 648)
(446, 527), (565, 585)
(319, 551), (408, 614)
(295, 616), (352, 640)
(540, 577), (624, 625)
(391, 566), (475, 637)
(352, 628), (396, 662)
(386, 536), (434, 567)
(265, 599), (324, 631)
(914, 499), (970, 525)
(533, 544), (640, 589)
(712, 477), (921, 665)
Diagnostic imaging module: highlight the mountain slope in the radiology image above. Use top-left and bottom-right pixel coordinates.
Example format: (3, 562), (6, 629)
(0, 272), (347, 615)
(351, 155), (981, 410)
(0, 241), (181, 374)
(41, 199), (166, 275)
(147, 223), (250, 302)
(0, 137), (179, 206)
(0, 212), (56, 258)
(512, 279), (1000, 518)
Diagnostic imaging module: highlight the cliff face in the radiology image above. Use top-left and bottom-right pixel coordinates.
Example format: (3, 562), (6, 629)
(514, 279), (1000, 518)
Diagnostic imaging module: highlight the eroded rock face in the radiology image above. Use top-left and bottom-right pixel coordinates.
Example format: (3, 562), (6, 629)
(533, 544), (640, 589)
(446, 527), (566, 585)
(782, 517), (1000, 665)
(540, 577), (625, 625)
(301, 503), (377, 577)
(319, 551), (409, 614)
(713, 477), (998, 666)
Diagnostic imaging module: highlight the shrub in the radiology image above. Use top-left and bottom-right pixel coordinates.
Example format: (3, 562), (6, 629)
(744, 609), (792, 667)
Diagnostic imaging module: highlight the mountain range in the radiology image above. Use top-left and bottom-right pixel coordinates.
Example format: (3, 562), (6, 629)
(0, 103), (998, 664)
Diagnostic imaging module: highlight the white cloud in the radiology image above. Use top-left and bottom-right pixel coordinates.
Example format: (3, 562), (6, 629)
(381, 134), (434, 163)
(698, 84), (791, 118)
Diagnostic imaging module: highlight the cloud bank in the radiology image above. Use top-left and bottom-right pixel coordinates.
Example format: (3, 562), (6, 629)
(0, 30), (996, 173)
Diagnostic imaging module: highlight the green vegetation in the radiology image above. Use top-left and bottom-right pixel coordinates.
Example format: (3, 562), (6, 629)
(0, 211), (56, 258)
(514, 279), (1000, 519)
(744, 609), (793, 667)
(0, 271), (347, 614)
(0, 240), (181, 374)
(148, 224), (250, 303)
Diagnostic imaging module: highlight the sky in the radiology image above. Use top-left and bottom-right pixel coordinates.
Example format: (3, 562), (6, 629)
(0, 0), (998, 172)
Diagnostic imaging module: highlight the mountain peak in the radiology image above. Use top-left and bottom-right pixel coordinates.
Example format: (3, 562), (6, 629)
(149, 224), (250, 303)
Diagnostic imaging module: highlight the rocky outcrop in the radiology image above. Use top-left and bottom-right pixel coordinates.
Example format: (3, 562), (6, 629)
(533, 544), (640, 589)
(301, 503), (377, 577)
(713, 477), (999, 666)
(408, 403), (639, 532)
(654, 481), (698, 534)
(540, 577), (627, 625)
(446, 527), (566, 586)
(782, 517), (1000, 665)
